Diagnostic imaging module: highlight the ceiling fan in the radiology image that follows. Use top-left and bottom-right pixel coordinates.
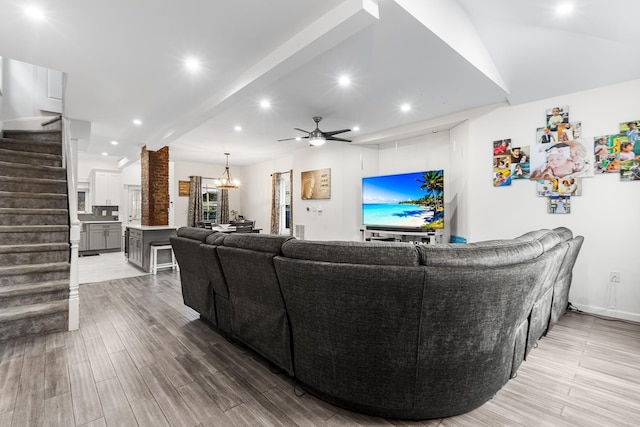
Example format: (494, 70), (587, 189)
(278, 116), (351, 146)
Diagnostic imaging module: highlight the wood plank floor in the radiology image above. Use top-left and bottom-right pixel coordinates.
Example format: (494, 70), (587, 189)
(1, 271), (640, 426)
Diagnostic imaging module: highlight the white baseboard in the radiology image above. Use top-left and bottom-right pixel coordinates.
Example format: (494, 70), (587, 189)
(570, 303), (640, 324)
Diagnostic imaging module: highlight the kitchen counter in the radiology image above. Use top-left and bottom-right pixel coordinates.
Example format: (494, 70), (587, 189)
(126, 225), (177, 231)
(81, 220), (122, 224)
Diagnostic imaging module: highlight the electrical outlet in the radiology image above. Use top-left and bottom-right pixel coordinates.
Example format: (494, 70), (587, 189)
(610, 271), (620, 283)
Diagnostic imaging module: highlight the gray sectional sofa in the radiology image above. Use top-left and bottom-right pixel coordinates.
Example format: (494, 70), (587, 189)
(170, 227), (583, 420)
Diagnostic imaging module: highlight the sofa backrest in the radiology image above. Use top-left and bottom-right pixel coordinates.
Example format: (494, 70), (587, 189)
(549, 235), (584, 329)
(171, 227), (217, 323)
(216, 233), (296, 374)
(280, 239), (420, 266)
(199, 232), (230, 334)
(275, 239), (424, 411)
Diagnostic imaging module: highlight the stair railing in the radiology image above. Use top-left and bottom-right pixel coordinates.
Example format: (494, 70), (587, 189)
(61, 116), (80, 331)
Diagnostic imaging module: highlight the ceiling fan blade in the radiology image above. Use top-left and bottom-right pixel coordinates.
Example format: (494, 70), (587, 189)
(294, 128), (311, 134)
(277, 135), (309, 142)
(326, 136), (351, 142)
(324, 129), (351, 136)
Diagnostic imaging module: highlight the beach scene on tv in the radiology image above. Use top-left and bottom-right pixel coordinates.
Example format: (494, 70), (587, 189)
(362, 170), (444, 229)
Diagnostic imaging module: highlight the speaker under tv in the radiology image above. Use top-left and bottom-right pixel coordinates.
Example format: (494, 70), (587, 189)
(362, 170), (444, 231)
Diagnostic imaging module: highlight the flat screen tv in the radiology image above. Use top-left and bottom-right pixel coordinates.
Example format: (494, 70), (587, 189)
(362, 170), (444, 230)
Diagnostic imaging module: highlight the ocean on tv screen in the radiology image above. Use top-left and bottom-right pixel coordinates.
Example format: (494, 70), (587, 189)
(362, 170), (444, 229)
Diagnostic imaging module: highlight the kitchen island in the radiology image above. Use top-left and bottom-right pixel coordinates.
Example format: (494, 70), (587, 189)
(126, 225), (177, 272)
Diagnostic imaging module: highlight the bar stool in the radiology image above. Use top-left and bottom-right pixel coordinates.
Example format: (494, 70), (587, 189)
(150, 241), (178, 275)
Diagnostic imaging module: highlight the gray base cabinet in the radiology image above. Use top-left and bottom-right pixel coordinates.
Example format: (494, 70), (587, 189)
(80, 222), (122, 254)
(126, 226), (177, 272)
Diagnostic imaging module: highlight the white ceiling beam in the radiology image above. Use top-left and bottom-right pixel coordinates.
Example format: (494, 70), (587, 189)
(145, 0), (379, 151)
(393, 0), (509, 94)
(350, 101), (508, 145)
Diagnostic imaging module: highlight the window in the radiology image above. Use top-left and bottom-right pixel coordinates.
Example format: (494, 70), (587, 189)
(129, 186), (141, 221)
(202, 179), (218, 222)
(76, 191), (87, 213)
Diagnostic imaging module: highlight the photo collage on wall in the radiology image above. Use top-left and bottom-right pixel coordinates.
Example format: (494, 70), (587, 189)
(492, 103), (640, 213)
(493, 139), (530, 186)
(594, 121), (640, 180)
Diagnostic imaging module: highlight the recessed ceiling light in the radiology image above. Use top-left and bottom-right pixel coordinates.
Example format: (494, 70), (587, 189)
(133, 119), (142, 125)
(295, 137), (301, 141)
(556, 2), (574, 15)
(234, 125), (242, 131)
(101, 152), (108, 156)
(260, 99), (271, 109)
(24, 5), (45, 21)
(352, 126), (360, 132)
(185, 57), (201, 73)
(338, 75), (351, 86)
(401, 104), (411, 112)
(111, 140), (118, 145)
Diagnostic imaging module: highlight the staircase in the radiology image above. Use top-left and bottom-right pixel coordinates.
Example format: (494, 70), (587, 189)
(0, 124), (70, 340)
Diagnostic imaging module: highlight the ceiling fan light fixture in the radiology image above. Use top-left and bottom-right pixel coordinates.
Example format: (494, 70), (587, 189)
(309, 135), (326, 146)
(215, 153), (240, 189)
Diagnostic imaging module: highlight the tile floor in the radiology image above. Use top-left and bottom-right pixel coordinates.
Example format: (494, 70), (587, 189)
(78, 251), (149, 284)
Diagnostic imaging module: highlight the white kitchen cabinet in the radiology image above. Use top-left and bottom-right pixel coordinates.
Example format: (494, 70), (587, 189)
(91, 170), (121, 206)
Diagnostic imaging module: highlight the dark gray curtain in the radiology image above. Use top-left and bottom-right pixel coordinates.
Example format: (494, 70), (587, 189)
(187, 176), (202, 227)
(219, 189), (230, 224)
(270, 172), (281, 234)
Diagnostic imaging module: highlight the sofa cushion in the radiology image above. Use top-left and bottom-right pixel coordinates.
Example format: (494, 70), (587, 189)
(177, 226), (216, 241)
(418, 239), (544, 267)
(222, 233), (294, 254)
(281, 240), (420, 266)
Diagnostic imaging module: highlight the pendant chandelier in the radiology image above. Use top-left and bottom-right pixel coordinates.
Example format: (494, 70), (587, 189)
(215, 152), (239, 189)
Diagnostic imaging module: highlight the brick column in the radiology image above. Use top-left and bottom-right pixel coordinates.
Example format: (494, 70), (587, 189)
(141, 145), (170, 226)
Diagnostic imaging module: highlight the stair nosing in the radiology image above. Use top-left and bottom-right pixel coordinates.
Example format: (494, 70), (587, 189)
(0, 300), (68, 321)
(0, 262), (70, 275)
(0, 280), (69, 295)
(0, 208), (68, 214)
(0, 175), (66, 184)
(0, 160), (65, 173)
(0, 191), (67, 199)
(0, 225), (69, 232)
(0, 147), (61, 160)
(0, 243), (69, 253)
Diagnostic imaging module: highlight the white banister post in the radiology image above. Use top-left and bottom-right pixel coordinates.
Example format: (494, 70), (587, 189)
(62, 116), (80, 331)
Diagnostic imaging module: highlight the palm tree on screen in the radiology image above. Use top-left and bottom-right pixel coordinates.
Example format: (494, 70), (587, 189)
(416, 171), (444, 211)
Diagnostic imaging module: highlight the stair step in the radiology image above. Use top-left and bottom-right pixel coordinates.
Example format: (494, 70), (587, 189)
(0, 191), (68, 209)
(0, 137), (62, 156)
(0, 208), (68, 226)
(0, 147), (62, 167)
(0, 175), (67, 193)
(41, 116), (62, 130)
(0, 300), (68, 341)
(0, 262), (70, 286)
(2, 129), (62, 143)
(0, 243), (69, 265)
(0, 160), (66, 180)
(0, 225), (69, 245)
(0, 280), (69, 309)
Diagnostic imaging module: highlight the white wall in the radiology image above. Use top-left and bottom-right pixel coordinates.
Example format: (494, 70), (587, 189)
(465, 78), (640, 322)
(376, 132), (452, 242)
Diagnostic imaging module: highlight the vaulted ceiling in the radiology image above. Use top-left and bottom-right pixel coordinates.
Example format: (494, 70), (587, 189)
(1, 0), (639, 166)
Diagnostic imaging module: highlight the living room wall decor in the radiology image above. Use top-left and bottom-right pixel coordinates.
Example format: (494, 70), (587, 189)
(301, 168), (331, 200)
